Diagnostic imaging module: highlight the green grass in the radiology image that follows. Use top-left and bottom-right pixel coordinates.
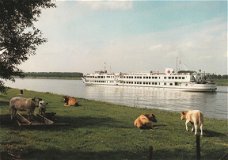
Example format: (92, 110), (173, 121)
(0, 89), (227, 160)
(214, 79), (228, 86)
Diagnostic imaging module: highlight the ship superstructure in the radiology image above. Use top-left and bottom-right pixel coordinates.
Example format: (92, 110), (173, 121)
(82, 68), (217, 92)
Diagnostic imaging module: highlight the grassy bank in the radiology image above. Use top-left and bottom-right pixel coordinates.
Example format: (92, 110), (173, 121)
(0, 89), (227, 160)
(214, 79), (228, 86)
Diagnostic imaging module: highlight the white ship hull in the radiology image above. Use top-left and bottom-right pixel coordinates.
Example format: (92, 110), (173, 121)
(82, 80), (216, 92)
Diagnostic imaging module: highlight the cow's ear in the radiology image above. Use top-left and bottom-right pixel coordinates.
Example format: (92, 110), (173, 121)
(181, 111), (185, 115)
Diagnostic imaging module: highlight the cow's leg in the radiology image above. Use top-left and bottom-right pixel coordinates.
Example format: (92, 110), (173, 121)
(190, 122), (194, 132)
(13, 109), (17, 119)
(10, 107), (13, 120)
(194, 124), (198, 135)
(11, 108), (17, 120)
(146, 122), (153, 129)
(185, 121), (189, 131)
(11, 108), (15, 120)
(29, 108), (35, 120)
(200, 124), (203, 136)
(27, 110), (32, 121)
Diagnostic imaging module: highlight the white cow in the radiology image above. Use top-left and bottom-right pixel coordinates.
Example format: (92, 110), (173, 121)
(181, 110), (204, 136)
(38, 100), (48, 115)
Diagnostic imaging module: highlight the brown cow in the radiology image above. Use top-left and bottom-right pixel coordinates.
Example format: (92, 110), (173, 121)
(63, 96), (78, 106)
(134, 113), (157, 129)
(180, 110), (204, 136)
(9, 97), (42, 120)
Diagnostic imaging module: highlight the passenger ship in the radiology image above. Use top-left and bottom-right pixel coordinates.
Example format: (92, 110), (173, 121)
(82, 68), (217, 92)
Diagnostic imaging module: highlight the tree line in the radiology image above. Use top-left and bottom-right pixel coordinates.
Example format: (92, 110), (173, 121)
(23, 72), (83, 78)
(208, 74), (228, 80)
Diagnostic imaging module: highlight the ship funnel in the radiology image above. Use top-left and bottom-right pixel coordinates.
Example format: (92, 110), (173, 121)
(165, 68), (174, 75)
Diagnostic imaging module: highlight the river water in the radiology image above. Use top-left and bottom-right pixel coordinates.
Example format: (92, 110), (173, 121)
(5, 78), (228, 119)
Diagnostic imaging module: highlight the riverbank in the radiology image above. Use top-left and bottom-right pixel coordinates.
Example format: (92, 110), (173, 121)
(214, 79), (228, 86)
(0, 89), (227, 160)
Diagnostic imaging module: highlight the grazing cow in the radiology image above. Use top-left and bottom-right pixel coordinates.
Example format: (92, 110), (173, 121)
(180, 110), (204, 136)
(134, 113), (157, 129)
(9, 97), (42, 120)
(38, 100), (48, 115)
(63, 96), (78, 106)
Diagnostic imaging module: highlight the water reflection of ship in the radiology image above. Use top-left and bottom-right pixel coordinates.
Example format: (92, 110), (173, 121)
(84, 85), (217, 113)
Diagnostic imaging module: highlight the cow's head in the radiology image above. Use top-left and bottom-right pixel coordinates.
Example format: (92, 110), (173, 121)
(63, 96), (69, 103)
(32, 97), (43, 107)
(180, 111), (187, 120)
(145, 113), (157, 122)
(39, 100), (48, 115)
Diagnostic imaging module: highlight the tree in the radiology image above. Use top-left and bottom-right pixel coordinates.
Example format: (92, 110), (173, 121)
(0, 0), (55, 92)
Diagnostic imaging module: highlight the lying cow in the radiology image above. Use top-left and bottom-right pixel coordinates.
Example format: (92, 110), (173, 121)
(38, 100), (48, 115)
(63, 96), (78, 106)
(180, 110), (204, 136)
(9, 97), (42, 120)
(134, 113), (157, 129)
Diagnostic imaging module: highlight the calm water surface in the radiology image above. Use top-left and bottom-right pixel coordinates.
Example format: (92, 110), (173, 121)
(5, 78), (228, 119)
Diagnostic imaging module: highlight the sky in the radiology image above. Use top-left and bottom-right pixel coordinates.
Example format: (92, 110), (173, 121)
(19, 0), (227, 74)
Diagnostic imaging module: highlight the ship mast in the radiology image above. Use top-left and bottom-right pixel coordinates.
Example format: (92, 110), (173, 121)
(176, 57), (179, 73)
(104, 62), (106, 72)
(176, 57), (182, 72)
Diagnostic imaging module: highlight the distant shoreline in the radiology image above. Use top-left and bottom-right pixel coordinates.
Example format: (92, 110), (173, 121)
(15, 76), (82, 80)
(21, 72), (83, 80)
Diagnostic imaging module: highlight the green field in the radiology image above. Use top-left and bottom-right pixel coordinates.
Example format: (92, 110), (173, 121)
(0, 89), (227, 160)
(214, 79), (228, 86)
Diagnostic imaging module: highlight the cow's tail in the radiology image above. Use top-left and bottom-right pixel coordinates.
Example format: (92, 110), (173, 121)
(199, 112), (204, 125)
(9, 103), (13, 120)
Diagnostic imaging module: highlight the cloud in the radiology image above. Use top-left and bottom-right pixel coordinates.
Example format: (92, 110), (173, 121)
(21, 17), (226, 74)
(82, 18), (227, 74)
(76, 0), (133, 11)
(149, 44), (163, 51)
(20, 2), (227, 75)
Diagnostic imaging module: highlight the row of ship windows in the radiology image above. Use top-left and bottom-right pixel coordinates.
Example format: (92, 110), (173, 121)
(92, 81), (179, 86)
(88, 76), (115, 78)
(87, 76), (186, 79)
(94, 80), (112, 83)
(121, 81), (160, 85)
(121, 81), (178, 86)
(122, 76), (185, 79)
